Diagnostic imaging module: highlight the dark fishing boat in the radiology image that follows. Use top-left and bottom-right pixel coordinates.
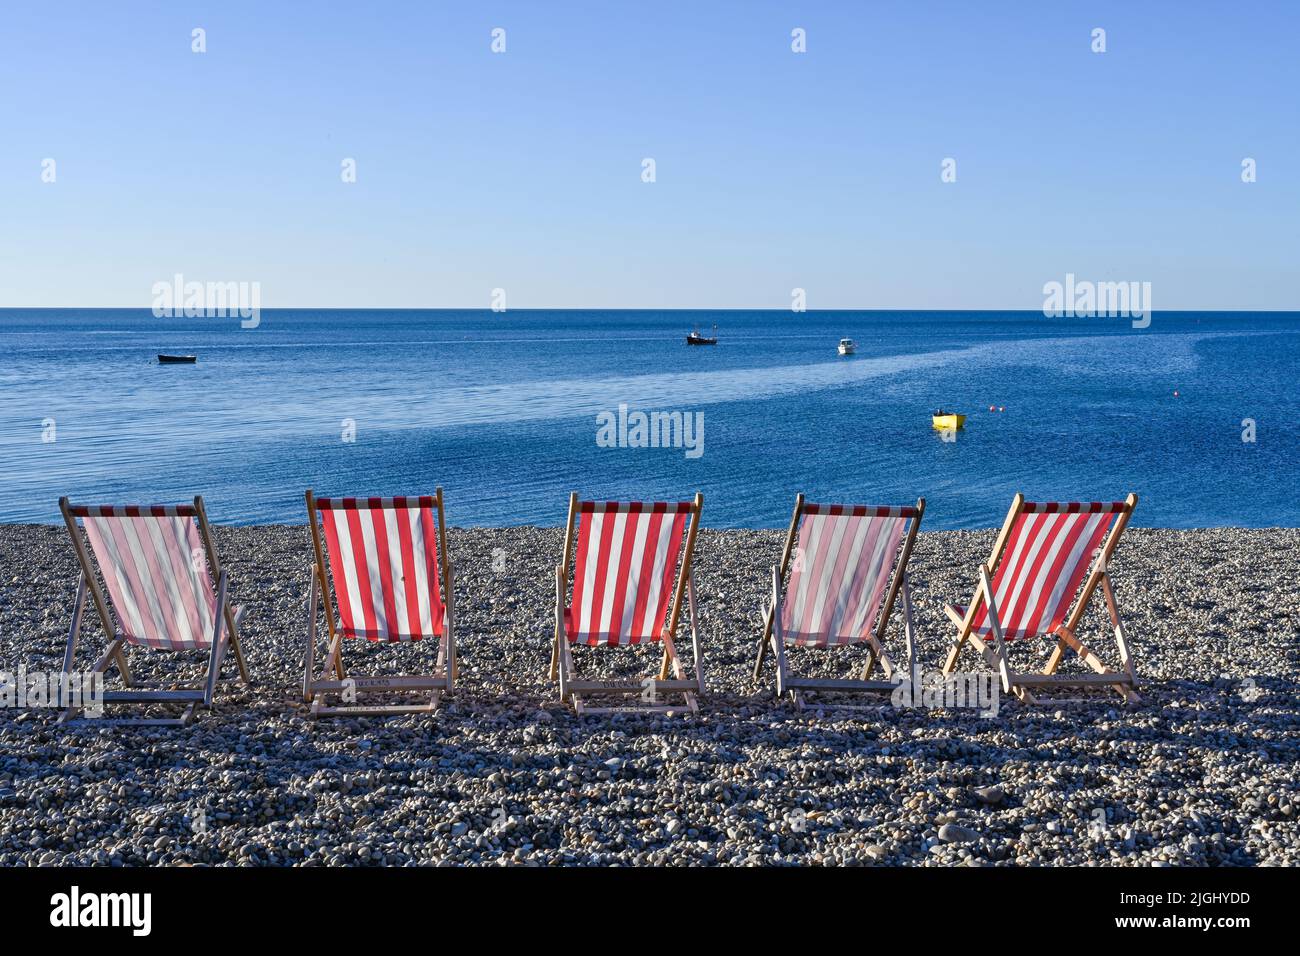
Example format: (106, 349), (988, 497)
(157, 354), (197, 364)
(685, 324), (717, 346)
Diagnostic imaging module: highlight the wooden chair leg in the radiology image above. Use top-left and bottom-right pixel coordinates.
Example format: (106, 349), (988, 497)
(203, 634), (228, 709)
(688, 576), (704, 694)
(59, 575), (88, 708)
(1044, 636), (1069, 674)
(58, 581), (89, 720)
(753, 614), (772, 680)
(324, 634), (345, 680)
(60, 639), (125, 723)
(773, 624), (790, 700)
(550, 566), (564, 682)
(755, 564), (785, 682)
(900, 573), (919, 689)
(558, 634), (575, 703)
(444, 630), (456, 692)
(1102, 575), (1138, 685)
(662, 633), (698, 714)
(433, 636), (447, 701)
(227, 609), (250, 685)
(113, 645), (133, 686)
(662, 633), (686, 681)
(860, 638), (893, 681)
(303, 573), (319, 702)
(1052, 627), (1108, 673)
(859, 647), (877, 680)
(202, 572), (229, 708)
(1053, 626), (1140, 705)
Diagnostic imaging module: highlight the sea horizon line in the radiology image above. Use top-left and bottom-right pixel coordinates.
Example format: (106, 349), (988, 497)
(3, 307), (1298, 315)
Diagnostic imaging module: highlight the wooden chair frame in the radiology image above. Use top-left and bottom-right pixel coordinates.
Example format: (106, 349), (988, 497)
(753, 495), (924, 710)
(549, 492), (705, 716)
(941, 493), (1140, 705)
(57, 495), (250, 727)
(303, 488), (456, 717)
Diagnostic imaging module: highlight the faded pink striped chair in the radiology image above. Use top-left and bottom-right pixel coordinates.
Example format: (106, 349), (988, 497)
(304, 490), (455, 717)
(550, 493), (704, 715)
(755, 496), (925, 709)
(942, 494), (1140, 704)
(57, 496), (248, 726)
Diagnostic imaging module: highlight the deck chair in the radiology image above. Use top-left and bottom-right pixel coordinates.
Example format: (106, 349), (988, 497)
(549, 493), (704, 715)
(942, 494), (1140, 705)
(753, 496), (924, 709)
(303, 490), (455, 717)
(57, 496), (249, 726)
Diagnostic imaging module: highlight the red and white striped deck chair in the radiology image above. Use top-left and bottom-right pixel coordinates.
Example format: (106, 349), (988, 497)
(753, 496), (925, 709)
(549, 493), (704, 715)
(57, 496), (249, 726)
(304, 489), (455, 717)
(942, 494), (1140, 705)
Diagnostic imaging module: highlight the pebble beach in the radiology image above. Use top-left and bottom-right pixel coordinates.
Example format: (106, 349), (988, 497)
(1, 523), (1297, 867)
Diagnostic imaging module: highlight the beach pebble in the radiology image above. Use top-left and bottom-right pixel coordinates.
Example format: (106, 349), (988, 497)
(938, 823), (981, 844)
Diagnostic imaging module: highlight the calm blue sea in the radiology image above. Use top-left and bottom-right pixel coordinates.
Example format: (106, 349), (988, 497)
(0, 309), (1295, 529)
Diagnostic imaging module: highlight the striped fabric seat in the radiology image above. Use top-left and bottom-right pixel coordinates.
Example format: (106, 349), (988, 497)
(778, 505), (913, 647)
(963, 502), (1124, 640)
(565, 501), (691, 646)
(315, 496), (445, 642)
(70, 504), (219, 651)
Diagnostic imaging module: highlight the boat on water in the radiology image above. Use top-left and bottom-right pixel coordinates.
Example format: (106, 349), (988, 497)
(838, 338), (857, 355)
(931, 412), (966, 431)
(157, 354), (197, 364)
(686, 324), (718, 346)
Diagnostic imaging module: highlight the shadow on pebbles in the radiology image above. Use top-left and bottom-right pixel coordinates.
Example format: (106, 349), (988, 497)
(0, 523), (1297, 866)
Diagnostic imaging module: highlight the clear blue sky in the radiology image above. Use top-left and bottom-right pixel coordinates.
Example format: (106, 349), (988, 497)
(1, 1), (1296, 310)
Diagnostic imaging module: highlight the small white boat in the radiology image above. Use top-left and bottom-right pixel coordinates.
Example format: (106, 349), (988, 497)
(837, 338), (856, 356)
